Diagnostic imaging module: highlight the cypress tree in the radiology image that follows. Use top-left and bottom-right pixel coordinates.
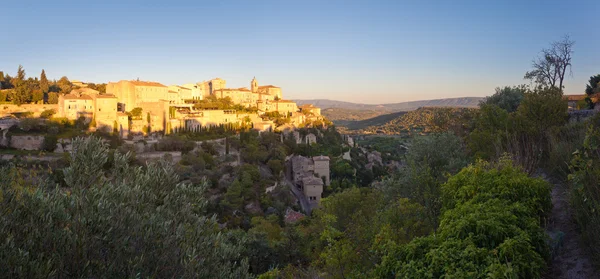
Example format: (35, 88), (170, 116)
(40, 69), (49, 93)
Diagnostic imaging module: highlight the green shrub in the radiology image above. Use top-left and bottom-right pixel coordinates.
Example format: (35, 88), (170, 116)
(545, 122), (586, 179)
(377, 158), (552, 278)
(39, 109), (56, 119)
(568, 125), (600, 265)
(42, 135), (57, 152)
(0, 137), (250, 278)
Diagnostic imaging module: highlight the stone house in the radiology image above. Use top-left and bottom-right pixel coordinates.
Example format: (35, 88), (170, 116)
(290, 155), (331, 204)
(302, 176), (324, 204)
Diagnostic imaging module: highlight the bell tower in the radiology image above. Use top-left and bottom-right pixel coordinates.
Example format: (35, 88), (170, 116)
(251, 77), (258, 93)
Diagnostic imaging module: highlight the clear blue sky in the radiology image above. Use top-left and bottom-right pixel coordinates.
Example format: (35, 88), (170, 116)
(1, 0), (598, 103)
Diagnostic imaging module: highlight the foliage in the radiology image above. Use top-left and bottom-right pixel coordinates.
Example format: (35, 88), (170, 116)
(312, 188), (432, 278)
(129, 107), (143, 119)
(193, 95), (235, 110)
(47, 92), (59, 104)
(467, 87), (567, 173)
(12, 65), (29, 105)
(567, 125), (600, 266)
(379, 132), (468, 230)
(0, 137), (251, 278)
(377, 158), (552, 278)
(480, 85), (527, 112)
(57, 76), (72, 94)
(42, 135), (58, 152)
(515, 86), (568, 134)
(40, 109), (56, 119)
(39, 69), (49, 93)
(352, 107), (477, 135)
(16, 117), (44, 132)
(545, 122), (586, 179)
(585, 74), (600, 95)
(0, 90), (7, 102)
(156, 135), (196, 154)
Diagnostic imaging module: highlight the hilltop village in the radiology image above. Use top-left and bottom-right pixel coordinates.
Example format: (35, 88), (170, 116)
(55, 77), (323, 137)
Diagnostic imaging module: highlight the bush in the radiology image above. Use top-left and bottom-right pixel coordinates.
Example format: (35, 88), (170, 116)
(47, 92), (59, 104)
(377, 158), (552, 278)
(16, 117), (43, 132)
(480, 85), (527, 113)
(42, 135), (57, 152)
(0, 137), (250, 278)
(568, 125), (600, 265)
(156, 135), (196, 154)
(39, 108), (56, 119)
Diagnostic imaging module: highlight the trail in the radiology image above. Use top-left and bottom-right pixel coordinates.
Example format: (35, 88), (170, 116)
(543, 174), (597, 279)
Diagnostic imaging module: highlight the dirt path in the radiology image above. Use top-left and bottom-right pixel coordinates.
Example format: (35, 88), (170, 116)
(544, 175), (597, 279)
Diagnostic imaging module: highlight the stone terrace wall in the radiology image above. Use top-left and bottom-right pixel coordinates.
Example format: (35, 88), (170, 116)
(0, 104), (58, 117)
(10, 135), (45, 150)
(569, 110), (597, 123)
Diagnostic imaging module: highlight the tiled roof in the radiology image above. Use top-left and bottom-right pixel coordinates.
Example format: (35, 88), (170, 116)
(564, 95), (586, 101)
(129, 80), (167, 87)
(302, 176), (324, 186)
(94, 94), (117, 99)
(284, 208), (305, 224)
(63, 94), (93, 100)
(312, 155), (330, 161)
(214, 88), (251, 92)
(259, 85), (280, 88)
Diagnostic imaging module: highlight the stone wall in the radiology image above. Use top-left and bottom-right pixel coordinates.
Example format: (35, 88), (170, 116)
(0, 104), (58, 117)
(10, 135), (45, 150)
(569, 110), (597, 123)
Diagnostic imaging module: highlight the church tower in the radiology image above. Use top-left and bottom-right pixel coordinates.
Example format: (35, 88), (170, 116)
(251, 77), (258, 93)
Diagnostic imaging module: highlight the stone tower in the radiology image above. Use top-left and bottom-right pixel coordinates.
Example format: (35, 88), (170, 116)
(312, 155), (330, 186)
(251, 77), (258, 93)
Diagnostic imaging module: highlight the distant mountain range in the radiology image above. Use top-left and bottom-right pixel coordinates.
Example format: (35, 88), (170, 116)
(294, 97), (484, 112)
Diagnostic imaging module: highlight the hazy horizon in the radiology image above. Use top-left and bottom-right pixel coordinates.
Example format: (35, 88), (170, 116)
(1, 0), (598, 103)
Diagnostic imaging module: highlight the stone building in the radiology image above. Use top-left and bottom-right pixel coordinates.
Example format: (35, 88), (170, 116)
(197, 78), (226, 98)
(168, 85), (193, 104)
(57, 90), (118, 132)
(58, 94), (94, 121)
(93, 95), (118, 132)
(299, 104), (321, 116)
(106, 80), (168, 112)
(55, 76), (322, 137)
(182, 83), (203, 100)
(302, 176), (324, 204)
(290, 155), (331, 204)
(213, 88), (253, 105)
(313, 155), (330, 186)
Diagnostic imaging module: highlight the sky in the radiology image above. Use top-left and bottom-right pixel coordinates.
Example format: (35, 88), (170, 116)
(1, 0), (598, 104)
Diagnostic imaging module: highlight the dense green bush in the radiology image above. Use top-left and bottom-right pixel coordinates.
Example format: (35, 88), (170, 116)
(0, 137), (250, 278)
(156, 135), (196, 154)
(376, 158), (552, 278)
(39, 108), (56, 119)
(568, 125), (600, 266)
(467, 87), (568, 173)
(480, 85), (527, 113)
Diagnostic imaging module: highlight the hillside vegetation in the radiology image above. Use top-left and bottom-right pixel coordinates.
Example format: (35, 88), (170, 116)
(336, 107), (476, 135)
(332, 111), (407, 130)
(295, 97), (483, 111)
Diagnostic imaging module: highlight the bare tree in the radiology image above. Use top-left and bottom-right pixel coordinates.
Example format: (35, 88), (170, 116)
(524, 35), (574, 90)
